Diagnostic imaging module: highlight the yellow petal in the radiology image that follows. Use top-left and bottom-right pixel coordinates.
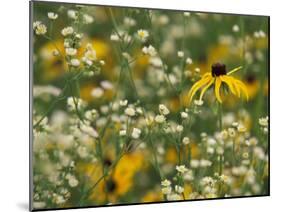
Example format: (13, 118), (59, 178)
(199, 78), (215, 101)
(188, 76), (211, 103)
(220, 75), (237, 96)
(233, 81), (241, 97)
(235, 79), (249, 100)
(227, 66), (242, 75)
(215, 77), (222, 103)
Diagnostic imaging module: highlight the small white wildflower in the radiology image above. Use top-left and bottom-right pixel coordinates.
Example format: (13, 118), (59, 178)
(232, 122), (239, 127)
(136, 107), (143, 115)
(33, 21), (41, 29)
(175, 185), (184, 193)
(183, 12), (191, 17)
(159, 104), (170, 115)
(119, 129), (127, 136)
(123, 17), (136, 27)
(194, 99), (203, 106)
(161, 186), (172, 195)
(195, 67), (201, 73)
(122, 52), (131, 61)
(80, 124), (99, 138)
(65, 48), (77, 56)
(232, 24), (240, 32)
(67, 10), (78, 19)
(200, 159), (212, 167)
(248, 137), (258, 146)
(186, 57), (193, 64)
(34, 23), (47, 35)
(125, 107), (136, 117)
(137, 29), (149, 42)
(61, 26), (74, 36)
(142, 45), (157, 56)
(68, 176), (79, 187)
(182, 137), (190, 145)
(177, 51), (184, 58)
(70, 58), (80, 67)
(176, 125), (184, 132)
(190, 159), (200, 168)
(237, 124), (247, 132)
(119, 100), (128, 106)
(110, 34), (119, 41)
(48, 12), (58, 20)
(91, 87), (104, 98)
(101, 81), (113, 90)
(167, 193), (182, 201)
(83, 14), (94, 24)
(131, 128), (141, 139)
(84, 49), (97, 61)
(176, 165), (188, 174)
(228, 127), (236, 137)
(259, 116), (268, 127)
(161, 179), (171, 187)
(155, 114), (166, 123)
(181, 111), (188, 119)
(100, 60), (105, 66)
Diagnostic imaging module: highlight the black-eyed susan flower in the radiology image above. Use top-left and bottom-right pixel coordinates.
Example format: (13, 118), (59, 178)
(188, 62), (249, 104)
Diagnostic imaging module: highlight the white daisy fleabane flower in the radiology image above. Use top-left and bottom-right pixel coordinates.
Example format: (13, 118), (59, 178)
(194, 67), (201, 73)
(186, 57), (193, 65)
(34, 22), (47, 35)
(83, 14), (94, 24)
(70, 58), (80, 67)
(161, 179), (171, 187)
(123, 17), (136, 27)
(175, 185), (184, 193)
(142, 45), (157, 57)
(131, 128), (141, 139)
(119, 99), (128, 106)
(65, 48), (77, 56)
(91, 87), (104, 98)
(176, 125), (184, 132)
(125, 107), (136, 117)
(119, 129), (127, 136)
(110, 34), (119, 41)
(232, 24), (240, 32)
(155, 114), (166, 124)
(259, 116), (268, 127)
(47, 12), (58, 20)
(159, 104), (170, 115)
(80, 124), (99, 138)
(61, 26), (74, 36)
(194, 99), (204, 106)
(176, 165), (188, 174)
(161, 186), (172, 195)
(67, 10), (78, 19)
(68, 176), (79, 187)
(137, 29), (149, 42)
(182, 137), (190, 145)
(177, 51), (184, 58)
(181, 111), (188, 119)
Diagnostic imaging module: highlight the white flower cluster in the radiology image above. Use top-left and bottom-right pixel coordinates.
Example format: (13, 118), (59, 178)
(33, 21), (47, 35)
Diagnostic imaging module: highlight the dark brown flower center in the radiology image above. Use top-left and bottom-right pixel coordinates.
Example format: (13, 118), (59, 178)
(245, 74), (257, 84)
(211, 63), (227, 77)
(106, 179), (117, 192)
